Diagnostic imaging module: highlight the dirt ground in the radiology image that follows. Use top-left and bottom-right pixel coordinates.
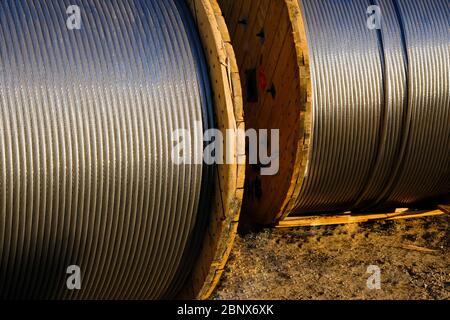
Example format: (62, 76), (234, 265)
(213, 214), (450, 300)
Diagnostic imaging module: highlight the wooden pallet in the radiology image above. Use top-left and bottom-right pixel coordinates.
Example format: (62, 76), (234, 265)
(276, 205), (450, 228)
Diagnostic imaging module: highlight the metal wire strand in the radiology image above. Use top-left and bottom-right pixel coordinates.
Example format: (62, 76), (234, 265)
(0, 0), (214, 299)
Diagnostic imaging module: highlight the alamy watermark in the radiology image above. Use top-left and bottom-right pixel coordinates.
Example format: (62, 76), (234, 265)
(66, 265), (82, 290)
(366, 265), (381, 290)
(67, 5), (81, 30)
(367, 5), (382, 30)
(172, 121), (279, 176)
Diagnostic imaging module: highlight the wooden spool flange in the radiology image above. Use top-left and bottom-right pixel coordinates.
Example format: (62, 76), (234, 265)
(180, 0), (245, 299)
(218, 0), (312, 225)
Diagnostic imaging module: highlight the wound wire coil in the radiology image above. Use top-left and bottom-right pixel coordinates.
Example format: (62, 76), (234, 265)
(293, 0), (449, 214)
(0, 0), (214, 299)
(377, 0), (450, 206)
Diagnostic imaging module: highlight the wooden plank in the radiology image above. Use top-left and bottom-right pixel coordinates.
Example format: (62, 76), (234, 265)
(401, 244), (438, 254)
(438, 204), (450, 213)
(276, 207), (448, 228)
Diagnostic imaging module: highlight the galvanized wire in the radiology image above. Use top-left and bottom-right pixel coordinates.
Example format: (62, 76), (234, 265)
(375, 0), (450, 207)
(294, 0), (449, 214)
(295, 0), (385, 213)
(353, 0), (408, 209)
(0, 0), (214, 299)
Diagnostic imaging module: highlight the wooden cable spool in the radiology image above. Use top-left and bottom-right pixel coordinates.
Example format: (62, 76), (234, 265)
(0, 0), (243, 300)
(218, 0), (449, 227)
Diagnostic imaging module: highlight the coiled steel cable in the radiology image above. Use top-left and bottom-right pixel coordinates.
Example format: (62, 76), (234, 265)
(295, 0), (385, 213)
(294, 0), (449, 214)
(375, 0), (450, 207)
(0, 0), (215, 299)
(353, 0), (408, 209)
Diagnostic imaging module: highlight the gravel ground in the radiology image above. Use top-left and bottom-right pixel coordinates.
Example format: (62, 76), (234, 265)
(213, 215), (450, 300)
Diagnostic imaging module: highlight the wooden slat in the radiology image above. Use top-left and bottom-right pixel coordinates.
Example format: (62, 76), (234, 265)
(276, 207), (449, 228)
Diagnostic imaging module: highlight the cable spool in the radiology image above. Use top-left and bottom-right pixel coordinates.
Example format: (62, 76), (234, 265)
(0, 0), (244, 299)
(218, 0), (449, 224)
